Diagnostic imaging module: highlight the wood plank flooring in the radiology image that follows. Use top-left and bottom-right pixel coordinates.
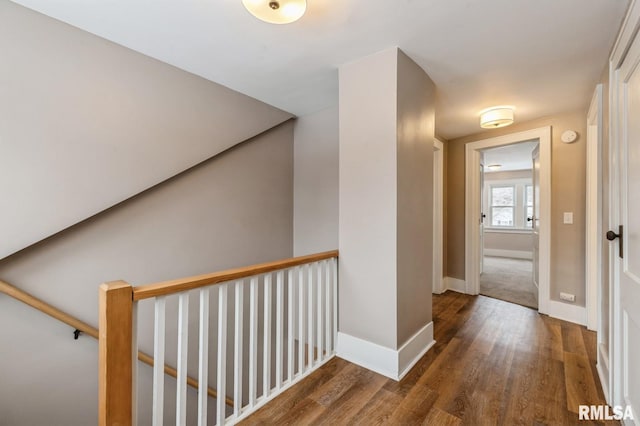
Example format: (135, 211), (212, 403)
(241, 292), (614, 425)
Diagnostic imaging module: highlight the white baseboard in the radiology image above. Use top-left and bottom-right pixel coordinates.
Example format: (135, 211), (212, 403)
(484, 249), (533, 259)
(336, 322), (434, 381)
(397, 322), (435, 379)
(444, 277), (467, 294)
(597, 344), (611, 405)
(548, 300), (586, 326)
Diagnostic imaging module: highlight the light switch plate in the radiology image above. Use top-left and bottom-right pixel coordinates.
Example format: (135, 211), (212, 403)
(564, 212), (573, 224)
(560, 292), (576, 302)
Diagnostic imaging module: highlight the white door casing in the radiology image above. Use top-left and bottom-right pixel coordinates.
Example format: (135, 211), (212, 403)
(465, 127), (551, 315)
(611, 13), (640, 421)
(586, 85), (604, 332)
(586, 84), (611, 403)
(479, 155), (485, 275)
(433, 139), (444, 294)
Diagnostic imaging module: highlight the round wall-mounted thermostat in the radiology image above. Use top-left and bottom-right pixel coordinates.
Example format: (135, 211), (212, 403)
(561, 130), (578, 143)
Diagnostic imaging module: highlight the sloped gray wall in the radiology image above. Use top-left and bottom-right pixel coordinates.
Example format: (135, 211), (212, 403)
(0, 123), (294, 425)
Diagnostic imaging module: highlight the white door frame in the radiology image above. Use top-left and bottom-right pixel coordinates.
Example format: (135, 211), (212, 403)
(433, 138), (444, 294)
(586, 84), (603, 332)
(587, 83), (612, 404)
(464, 127), (552, 315)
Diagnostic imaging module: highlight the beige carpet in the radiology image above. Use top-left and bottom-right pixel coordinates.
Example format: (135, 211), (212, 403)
(480, 256), (538, 309)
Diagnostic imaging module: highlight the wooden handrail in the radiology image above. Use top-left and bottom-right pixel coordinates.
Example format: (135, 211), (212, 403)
(0, 279), (233, 407)
(133, 249), (339, 301)
(0, 280), (99, 339)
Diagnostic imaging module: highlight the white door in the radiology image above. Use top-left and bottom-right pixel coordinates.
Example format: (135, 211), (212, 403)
(612, 29), (640, 422)
(532, 145), (540, 290)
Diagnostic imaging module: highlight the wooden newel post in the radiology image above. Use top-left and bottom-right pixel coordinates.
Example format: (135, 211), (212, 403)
(99, 281), (134, 426)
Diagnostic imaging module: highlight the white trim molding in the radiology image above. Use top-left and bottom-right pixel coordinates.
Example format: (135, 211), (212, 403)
(586, 84), (603, 332)
(484, 249), (533, 260)
(465, 127), (551, 315)
(548, 300), (587, 326)
(336, 322), (435, 381)
(433, 139), (445, 294)
(484, 228), (532, 234)
(597, 343), (611, 406)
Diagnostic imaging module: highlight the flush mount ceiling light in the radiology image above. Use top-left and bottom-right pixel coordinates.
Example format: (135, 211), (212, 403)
(487, 164), (502, 171)
(242, 0), (307, 24)
(480, 106), (515, 129)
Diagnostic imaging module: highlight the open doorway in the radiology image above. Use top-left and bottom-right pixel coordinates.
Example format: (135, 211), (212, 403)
(465, 127), (551, 315)
(479, 141), (538, 309)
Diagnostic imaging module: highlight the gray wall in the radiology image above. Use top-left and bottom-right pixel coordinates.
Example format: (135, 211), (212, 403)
(0, 1), (291, 259)
(339, 48), (399, 349)
(396, 51), (434, 347)
(339, 48), (434, 350)
(0, 123), (294, 426)
(293, 106), (339, 256)
(484, 232), (533, 252)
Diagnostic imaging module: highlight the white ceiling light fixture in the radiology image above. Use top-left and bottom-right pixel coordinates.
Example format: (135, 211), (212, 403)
(486, 164), (502, 171)
(242, 0), (307, 24)
(480, 106), (515, 129)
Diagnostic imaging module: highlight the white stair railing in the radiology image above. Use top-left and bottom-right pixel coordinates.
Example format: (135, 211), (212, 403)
(98, 251), (338, 426)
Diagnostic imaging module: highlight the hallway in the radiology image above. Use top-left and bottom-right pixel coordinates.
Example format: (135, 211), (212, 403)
(242, 292), (609, 425)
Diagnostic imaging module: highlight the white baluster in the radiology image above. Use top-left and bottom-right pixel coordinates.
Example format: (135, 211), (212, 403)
(263, 274), (272, 399)
(307, 263), (314, 369)
(132, 303), (139, 426)
(198, 289), (210, 426)
(176, 293), (189, 426)
(317, 261), (323, 361)
(298, 266), (305, 375)
(233, 281), (244, 418)
(217, 284), (228, 426)
(333, 258), (338, 352)
(325, 260), (331, 356)
(152, 297), (166, 426)
(249, 277), (258, 407)
(287, 268), (294, 382)
(275, 270), (284, 390)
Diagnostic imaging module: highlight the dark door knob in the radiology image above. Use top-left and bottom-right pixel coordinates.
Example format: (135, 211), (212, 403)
(527, 217), (533, 222)
(606, 226), (623, 259)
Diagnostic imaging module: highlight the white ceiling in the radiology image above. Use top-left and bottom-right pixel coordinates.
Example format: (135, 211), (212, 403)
(10, 0), (629, 139)
(483, 140), (539, 172)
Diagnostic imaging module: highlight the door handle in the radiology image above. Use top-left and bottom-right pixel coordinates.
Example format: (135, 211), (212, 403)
(527, 217), (533, 222)
(606, 225), (623, 259)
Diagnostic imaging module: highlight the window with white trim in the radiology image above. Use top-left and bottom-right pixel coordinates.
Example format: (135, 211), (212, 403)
(490, 185), (515, 227)
(483, 175), (533, 230)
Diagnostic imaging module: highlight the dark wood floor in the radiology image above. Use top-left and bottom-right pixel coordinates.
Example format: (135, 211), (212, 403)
(241, 292), (614, 425)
